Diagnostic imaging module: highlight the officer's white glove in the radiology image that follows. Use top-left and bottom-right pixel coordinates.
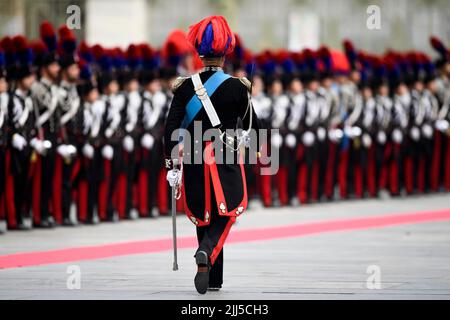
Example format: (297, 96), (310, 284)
(123, 135), (134, 152)
(141, 133), (155, 150)
(421, 124), (433, 139)
(317, 127), (326, 142)
(101, 144), (114, 160)
(328, 128), (343, 143)
(271, 132), (283, 148)
(435, 120), (449, 132)
(166, 169), (182, 187)
(410, 126), (420, 141)
(377, 131), (387, 144)
(392, 129), (403, 144)
(362, 133), (372, 148)
(82, 143), (95, 159)
(12, 133), (27, 151)
(302, 131), (315, 146)
(285, 133), (296, 148)
(66, 144), (77, 158)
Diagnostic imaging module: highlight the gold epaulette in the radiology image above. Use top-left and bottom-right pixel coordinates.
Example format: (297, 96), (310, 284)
(171, 76), (189, 92)
(238, 76), (252, 92)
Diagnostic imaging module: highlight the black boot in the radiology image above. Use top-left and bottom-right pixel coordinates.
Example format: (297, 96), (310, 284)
(194, 251), (210, 294)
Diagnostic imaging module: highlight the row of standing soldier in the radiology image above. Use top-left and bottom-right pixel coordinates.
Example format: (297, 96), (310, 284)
(0, 21), (449, 233)
(249, 40), (449, 207)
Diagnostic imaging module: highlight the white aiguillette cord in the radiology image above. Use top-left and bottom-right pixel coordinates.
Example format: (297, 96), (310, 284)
(191, 73), (254, 151)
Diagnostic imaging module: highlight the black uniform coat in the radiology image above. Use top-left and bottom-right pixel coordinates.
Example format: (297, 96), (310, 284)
(164, 70), (260, 226)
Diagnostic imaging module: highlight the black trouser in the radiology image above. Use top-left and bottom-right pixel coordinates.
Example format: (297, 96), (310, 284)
(61, 159), (74, 220)
(40, 148), (55, 221)
(11, 148), (32, 225)
(195, 188), (233, 287)
(87, 149), (102, 221)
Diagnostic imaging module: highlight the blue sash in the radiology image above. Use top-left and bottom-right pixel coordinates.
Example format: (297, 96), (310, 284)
(180, 71), (231, 129)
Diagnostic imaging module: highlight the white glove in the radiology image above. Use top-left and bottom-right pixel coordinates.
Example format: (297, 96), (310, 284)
(123, 135), (134, 152)
(421, 124), (433, 139)
(30, 138), (52, 155)
(362, 133), (372, 148)
(102, 145), (114, 160)
(377, 131), (387, 145)
(436, 120), (449, 132)
(57, 144), (76, 158)
(271, 133), (283, 148)
(302, 131), (315, 146)
(285, 133), (296, 148)
(82, 143), (94, 159)
(328, 128), (343, 142)
(410, 127), (420, 141)
(166, 169), (182, 188)
(392, 129), (403, 144)
(141, 133), (155, 150)
(317, 127), (326, 142)
(12, 133), (27, 151)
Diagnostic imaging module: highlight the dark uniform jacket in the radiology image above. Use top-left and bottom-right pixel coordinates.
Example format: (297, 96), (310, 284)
(164, 69), (260, 226)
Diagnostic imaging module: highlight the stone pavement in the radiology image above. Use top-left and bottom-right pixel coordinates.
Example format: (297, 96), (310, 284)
(0, 193), (449, 299)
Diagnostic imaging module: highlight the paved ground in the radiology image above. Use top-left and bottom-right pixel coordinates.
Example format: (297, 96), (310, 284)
(1, 193), (450, 300)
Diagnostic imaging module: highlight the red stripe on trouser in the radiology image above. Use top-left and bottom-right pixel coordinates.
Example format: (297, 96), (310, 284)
(430, 131), (441, 191)
(324, 142), (336, 198)
(276, 166), (288, 205)
(210, 217), (235, 265)
(117, 173), (127, 219)
(297, 163), (308, 203)
(311, 160), (319, 200)
(4, 150), (17, 229)
(445, 136), (450, 190)
(157, 168), (168, 215)
(417, 156), (426, 192)
(52, 155), (63, 224)
(404, 156), (414, 194)
(260, 173), (272, 206)
(390, 144), (400, 195)
(354, 164), (363, 198)
(32, 156), (42, 225)
(70, 158), (81, 183)
(367, 145), (377, 197)
(138, 169), (148, 216)
(338, 149), (349, 198)
(98, 159), (111, 220)
(77, 180), (88, 222)
(379, 144), (391, 190)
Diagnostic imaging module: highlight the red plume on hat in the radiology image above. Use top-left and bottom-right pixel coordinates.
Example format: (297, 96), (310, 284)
(40, 21), (57, 52)
(187, 15), (235, 57)
(430, 36), (448, 60)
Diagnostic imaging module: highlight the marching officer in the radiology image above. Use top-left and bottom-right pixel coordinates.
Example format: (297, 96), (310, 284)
(164, 16), (260, 294)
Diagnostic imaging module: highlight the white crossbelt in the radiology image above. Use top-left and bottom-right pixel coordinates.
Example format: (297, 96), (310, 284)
(191, 73), (221, 128)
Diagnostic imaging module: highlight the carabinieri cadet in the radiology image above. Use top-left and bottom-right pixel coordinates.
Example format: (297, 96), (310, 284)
(53, 25), (80, 226)
(164, 16), (260, 294)
(4, 36), (37, 230)
(97, 48), (123, 222)
(31, 21), (61, 228)
(138, 44), (167, 217)
(0, 46), (8, 233)
(117, 45), (142, 220)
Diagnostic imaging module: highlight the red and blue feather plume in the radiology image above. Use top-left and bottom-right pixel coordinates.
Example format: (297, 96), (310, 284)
(187, 16), (235, 57)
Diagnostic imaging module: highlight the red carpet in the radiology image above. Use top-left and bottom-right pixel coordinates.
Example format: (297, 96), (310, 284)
(1, 209), (450, 269)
